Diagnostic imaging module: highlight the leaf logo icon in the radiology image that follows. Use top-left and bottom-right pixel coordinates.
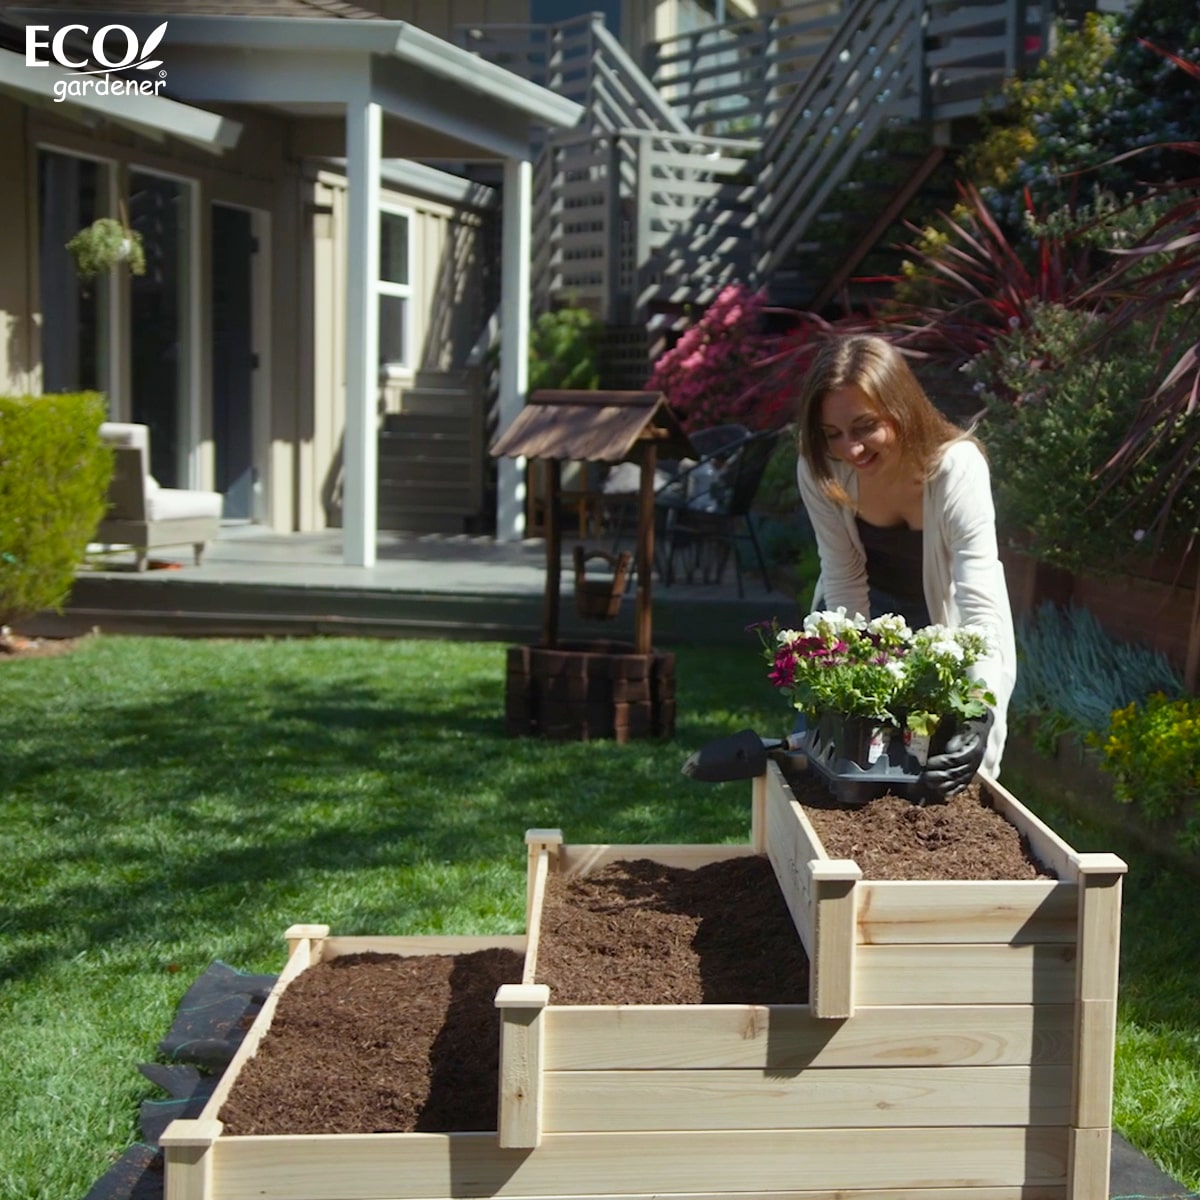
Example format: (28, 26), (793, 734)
(137, 60), (163, 70)
(141, 21), (168, 57)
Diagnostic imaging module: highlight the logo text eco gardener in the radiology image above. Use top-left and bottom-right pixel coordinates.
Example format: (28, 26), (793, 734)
(26, 21), (169, 102)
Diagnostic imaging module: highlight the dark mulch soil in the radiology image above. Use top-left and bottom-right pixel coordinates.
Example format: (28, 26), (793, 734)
(534, 855), (810, 1004)
(788, 773), (1054, 881)
(217, 780), (1052, 1135)
(218, 948), (522, 1135)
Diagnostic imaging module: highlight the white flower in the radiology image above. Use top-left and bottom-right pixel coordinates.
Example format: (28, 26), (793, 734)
(867, 614), (910, 638)
(931, 637), (964, 661)
(803, 607), (863, 638)
(885, 659), (907, 680)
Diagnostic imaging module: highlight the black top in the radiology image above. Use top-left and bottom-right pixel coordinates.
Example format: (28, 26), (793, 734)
(855, 515), (931, 629)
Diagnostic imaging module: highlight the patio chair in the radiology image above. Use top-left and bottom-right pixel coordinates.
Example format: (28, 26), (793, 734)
(95, 422), (223, 570)
(658, 426), (781, 598)
(603, 423), (751, 574)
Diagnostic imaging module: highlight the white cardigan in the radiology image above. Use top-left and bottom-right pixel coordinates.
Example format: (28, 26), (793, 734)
(796, 438), (1017, 777)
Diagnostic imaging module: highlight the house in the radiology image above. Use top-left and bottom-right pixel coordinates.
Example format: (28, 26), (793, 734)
(0, 0), (1112, 561)
(0, 0), (582, 565)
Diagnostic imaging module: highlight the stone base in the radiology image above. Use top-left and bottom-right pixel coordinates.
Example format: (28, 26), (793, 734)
(505, 641), (676, 743)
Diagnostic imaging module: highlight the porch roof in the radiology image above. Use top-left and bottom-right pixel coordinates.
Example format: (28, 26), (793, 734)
(490, 391), (695, 464)
(10, 8), (583, 158)
(0, 45), (242, 151)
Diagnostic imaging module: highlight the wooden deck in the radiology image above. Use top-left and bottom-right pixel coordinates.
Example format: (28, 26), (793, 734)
(21, 525), (788, 646)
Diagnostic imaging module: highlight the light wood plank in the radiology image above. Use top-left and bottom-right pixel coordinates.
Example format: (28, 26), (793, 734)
(763, 763), (816, 951)
(198, 1192), (1060, 1200)
(161, 1118), (222, 1200)
(982, 775), (1080, 881)
(858, 880), (1078, 944)
(196, 933), (319, 1121)
(284, 924), (329, 965)
(811, 860), (860, 1018)
(542, 1004), (1074, 1070)
(321, 935), (526, 960)
(1072, 998), (1117, 1130)
(522, 847), (551, 986)
(751, 771), (767, 853)
(541, 1065), (1071, 1131)
(212, 1127), (1069, 1199)
(1074, 857), (1125, 1003)
(1068, 1125), (1111, 1200)
(495, 984), (550, 1149)
(557, 843), (758, 877)
(856, 944), (1077, 1006)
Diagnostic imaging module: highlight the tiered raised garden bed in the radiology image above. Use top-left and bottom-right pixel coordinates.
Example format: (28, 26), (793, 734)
(162, 763), (1126, 1200)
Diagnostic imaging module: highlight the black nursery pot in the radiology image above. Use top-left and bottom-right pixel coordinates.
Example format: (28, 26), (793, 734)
(801, 711), (956, 807)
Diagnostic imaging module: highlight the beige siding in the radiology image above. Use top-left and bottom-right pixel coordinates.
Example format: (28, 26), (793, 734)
(0, 97), (34, 395)
(4, 98), (308, 528)
(303, 167), (489, 530)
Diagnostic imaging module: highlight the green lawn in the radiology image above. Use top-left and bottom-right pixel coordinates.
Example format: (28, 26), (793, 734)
(1, 635), (1197, 1198)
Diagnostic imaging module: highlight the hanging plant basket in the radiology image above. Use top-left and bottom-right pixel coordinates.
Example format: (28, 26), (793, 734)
(66, 217), (146, 282)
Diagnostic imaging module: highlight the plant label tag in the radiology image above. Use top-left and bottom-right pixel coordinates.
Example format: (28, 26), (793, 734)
(905, 728), (931, 765)
(867, 726), (888, 764)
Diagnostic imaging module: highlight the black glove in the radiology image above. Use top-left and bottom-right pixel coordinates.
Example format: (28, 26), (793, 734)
(916, 708), (995, 801)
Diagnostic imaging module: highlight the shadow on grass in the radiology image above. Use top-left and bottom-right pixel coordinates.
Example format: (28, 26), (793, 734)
(0, 640), (784, 984)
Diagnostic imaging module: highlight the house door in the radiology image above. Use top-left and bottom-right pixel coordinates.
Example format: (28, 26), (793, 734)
(130, 170), (191, 487)
(211, 204), (256, 520)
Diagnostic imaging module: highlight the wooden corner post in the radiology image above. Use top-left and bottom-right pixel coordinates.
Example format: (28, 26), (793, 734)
(750, 770), (768, 852)
(160, 1118), (222, 1200)
(523, 829), (562, 987)
(810, 859), (861, 1019)
(495, 983), (550, 1149)
(284, 923), (330, 967)
(1067, 852), (1127, 1200)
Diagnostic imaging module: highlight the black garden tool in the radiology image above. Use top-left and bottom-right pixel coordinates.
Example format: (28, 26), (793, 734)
(680, 727), (803, 782)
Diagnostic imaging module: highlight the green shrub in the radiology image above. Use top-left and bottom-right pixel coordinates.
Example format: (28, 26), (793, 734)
(970, 302), (1200, 574)
(529, 305), (603, 392)
(0, 393), (112, 628)
(1090, 692), (1200, 850)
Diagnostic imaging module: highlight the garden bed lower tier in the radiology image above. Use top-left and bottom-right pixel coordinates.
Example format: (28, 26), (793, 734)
(162, 765), (1126, 1200)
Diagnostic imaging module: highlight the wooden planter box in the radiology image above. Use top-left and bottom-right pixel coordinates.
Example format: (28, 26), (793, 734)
(163, 763), (1125, 1200)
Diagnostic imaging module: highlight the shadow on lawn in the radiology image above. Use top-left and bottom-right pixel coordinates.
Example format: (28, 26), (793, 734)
(0, 656), (779, 984)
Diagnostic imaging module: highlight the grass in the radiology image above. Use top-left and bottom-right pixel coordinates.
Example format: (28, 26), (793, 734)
(1, 634), (1198, 1198)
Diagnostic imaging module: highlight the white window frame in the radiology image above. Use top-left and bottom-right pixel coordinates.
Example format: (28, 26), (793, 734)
(378, 202), (413, 379)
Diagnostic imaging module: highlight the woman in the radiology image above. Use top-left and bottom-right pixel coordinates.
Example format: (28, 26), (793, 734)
(795, 334), (1016, 785)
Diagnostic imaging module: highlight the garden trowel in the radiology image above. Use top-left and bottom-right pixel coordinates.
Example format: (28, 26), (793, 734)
(680, 727), (805, 782)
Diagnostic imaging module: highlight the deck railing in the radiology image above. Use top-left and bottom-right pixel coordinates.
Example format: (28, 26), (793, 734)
(462, 1), (1051, 317)
(754, 0), (1047, 284)
(461, 13), (756, 321)
(645, 0), (842, 136)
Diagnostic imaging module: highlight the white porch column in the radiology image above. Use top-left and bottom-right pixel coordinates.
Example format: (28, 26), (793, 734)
(497, 156), (531, 543)
(343, 92), (381, 567)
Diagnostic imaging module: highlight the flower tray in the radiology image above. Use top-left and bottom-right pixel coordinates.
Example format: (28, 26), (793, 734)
(801, 711), (932, 806)
(162, 765), (1125, 1200)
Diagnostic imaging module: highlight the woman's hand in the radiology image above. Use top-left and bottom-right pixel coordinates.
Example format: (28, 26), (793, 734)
(917, 708), (994, 800)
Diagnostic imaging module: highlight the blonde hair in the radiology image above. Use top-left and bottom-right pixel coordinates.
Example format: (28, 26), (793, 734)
(797, 335), (973, 505)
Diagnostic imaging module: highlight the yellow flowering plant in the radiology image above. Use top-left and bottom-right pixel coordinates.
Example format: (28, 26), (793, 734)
(1091, 692), (1200, 849)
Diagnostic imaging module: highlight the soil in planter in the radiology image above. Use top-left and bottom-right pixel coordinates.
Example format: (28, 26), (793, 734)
(535, 855), (810, 1004)
(215, 781), (1049, 1136)
(786, 771), (1055, 882)
(218, 948), (523, 1135)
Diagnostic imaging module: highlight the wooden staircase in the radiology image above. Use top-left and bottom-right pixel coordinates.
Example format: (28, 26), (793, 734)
(377, 369), (486, 535)
(460, 1), (1054, 322)
(751, 0), (1049, 311)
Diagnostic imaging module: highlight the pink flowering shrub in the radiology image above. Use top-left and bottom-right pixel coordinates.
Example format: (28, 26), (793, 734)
(645, 283), (800, 433)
